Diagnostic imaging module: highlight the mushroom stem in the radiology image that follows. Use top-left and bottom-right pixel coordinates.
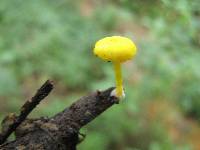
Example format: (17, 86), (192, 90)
(113, 62), (123, 97)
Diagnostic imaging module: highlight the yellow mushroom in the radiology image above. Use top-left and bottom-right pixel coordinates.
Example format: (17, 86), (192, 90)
(94, 36), (137, 98)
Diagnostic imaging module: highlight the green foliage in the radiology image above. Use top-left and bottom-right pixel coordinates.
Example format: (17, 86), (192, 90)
(0, 0), (106, 90)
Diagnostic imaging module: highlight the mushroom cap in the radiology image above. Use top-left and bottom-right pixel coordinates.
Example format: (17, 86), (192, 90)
(94, 36), (137, 62)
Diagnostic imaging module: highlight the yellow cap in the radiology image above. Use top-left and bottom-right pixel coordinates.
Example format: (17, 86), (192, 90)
(94, 36), (137, 62)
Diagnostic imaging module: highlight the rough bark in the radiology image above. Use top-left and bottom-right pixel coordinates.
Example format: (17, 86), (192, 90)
(0, 80), (53, 145)
(0, 80), (118, 150)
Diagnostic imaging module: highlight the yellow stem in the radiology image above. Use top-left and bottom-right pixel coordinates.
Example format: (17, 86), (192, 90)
(113, 62), (123, 97)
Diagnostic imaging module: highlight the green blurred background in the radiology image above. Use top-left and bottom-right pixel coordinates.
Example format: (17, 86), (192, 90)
(0, 0), (200, 149)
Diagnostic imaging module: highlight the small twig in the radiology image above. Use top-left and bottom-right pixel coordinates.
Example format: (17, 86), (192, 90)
(0, 80), (54, 145)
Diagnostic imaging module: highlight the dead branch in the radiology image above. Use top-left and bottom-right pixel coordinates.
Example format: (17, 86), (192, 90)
(0, 80), (118, 150)
(0, 80), (53, 145)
